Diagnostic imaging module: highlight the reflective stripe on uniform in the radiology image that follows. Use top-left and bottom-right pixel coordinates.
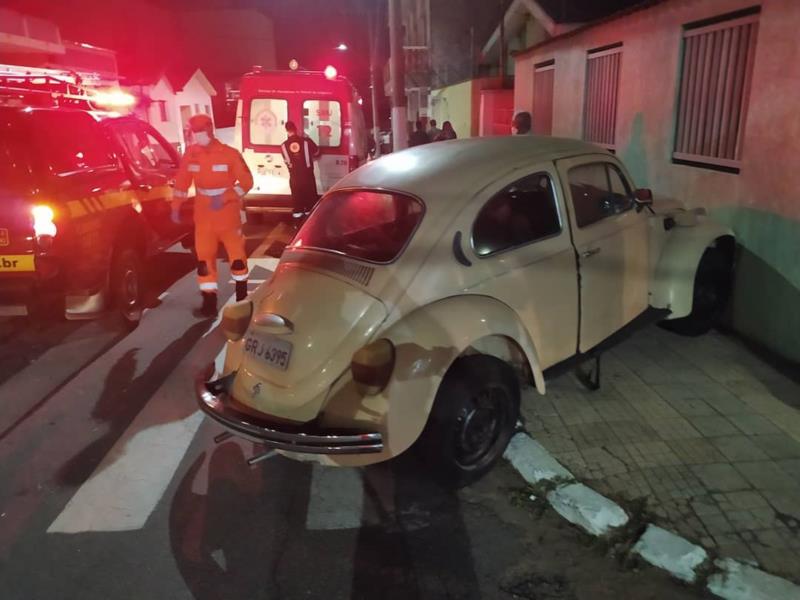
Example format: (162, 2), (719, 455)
(188, 164), (201, 172)
(173, 190), (189, 199)
(197, 187), (228, 196)
(304, 140), (311, 168)
(233, 185), (245, 196)
(199, 282), (218, 291)
(281, 144), (292, 168)
(231, 272), (248, 281)
(212, 164), (229, 172)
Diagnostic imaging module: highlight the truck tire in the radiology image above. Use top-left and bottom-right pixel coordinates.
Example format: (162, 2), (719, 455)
(110, 246), (144, 330)
(418, 354), (520, 487)
(660, 246), (733, 337)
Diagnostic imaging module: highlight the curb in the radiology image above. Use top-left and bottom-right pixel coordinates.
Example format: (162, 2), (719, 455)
(503, 432), (800, 600)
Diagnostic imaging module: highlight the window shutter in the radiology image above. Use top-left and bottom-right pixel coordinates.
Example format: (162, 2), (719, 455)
(583, 46), (622, 148)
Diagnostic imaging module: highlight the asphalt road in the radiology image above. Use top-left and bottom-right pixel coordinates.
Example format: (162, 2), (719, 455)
(0, 220), (708, 600)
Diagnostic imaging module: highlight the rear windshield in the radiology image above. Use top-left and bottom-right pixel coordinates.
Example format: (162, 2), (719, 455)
(293, 190), (424, 263)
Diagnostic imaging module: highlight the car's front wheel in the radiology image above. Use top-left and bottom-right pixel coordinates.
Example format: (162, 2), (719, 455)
(660, 244), (734, 336)
(419, 354), (520, 487)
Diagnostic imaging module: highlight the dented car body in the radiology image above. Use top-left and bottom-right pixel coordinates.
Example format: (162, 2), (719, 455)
(197, 136), (735, 483)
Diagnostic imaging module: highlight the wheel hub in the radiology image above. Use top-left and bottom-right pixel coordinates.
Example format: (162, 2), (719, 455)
(456, 387), (505, 466)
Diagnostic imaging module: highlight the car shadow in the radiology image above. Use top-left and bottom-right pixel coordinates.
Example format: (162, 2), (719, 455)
(168, 444), (482, 600)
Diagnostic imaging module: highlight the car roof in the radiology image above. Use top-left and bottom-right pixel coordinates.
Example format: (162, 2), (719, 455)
(333, 135), (610, 207)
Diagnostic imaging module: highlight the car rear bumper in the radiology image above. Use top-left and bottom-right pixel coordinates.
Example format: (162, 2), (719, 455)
(196, 373), (384, 455)
(243, 194), (293, 213)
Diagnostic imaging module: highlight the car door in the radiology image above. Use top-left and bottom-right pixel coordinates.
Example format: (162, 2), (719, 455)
(458, 165), (579, 369)
(107, 120), (185, 249)
(557, 156), (649, 353)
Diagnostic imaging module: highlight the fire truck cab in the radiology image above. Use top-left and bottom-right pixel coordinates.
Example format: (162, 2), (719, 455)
(235, 68), (369, 220)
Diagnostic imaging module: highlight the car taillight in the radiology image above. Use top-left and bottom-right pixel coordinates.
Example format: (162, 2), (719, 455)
(221, 300), (253, 341)
(348, 155), (360, 172)
(351, 339), (395, 395)
(32, 204), (57, 250)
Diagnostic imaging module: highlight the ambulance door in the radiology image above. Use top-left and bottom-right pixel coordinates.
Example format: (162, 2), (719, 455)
(244, 97), (291, 198)
(302, 98), (347, 192)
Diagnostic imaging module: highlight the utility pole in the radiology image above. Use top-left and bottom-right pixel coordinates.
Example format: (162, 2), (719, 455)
(369, 4), (382, 157)
(499, 0), (506, 87)
(388, 0), (407, 151)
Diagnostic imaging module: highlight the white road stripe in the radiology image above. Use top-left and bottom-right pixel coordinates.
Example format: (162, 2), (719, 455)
(305, 464), (364, 530)
(47, 412), (204, 533)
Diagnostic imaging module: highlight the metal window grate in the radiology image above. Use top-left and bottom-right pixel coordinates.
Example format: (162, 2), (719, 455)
(674, 13), (759, 169)
(533, 62), (555, 135)
(583, 46), (622, 148)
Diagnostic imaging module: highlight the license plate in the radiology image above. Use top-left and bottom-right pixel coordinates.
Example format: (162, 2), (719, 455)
(243, 332), (293, 371)
(0, 229), (8, 246)
(0, 255), (35, 272)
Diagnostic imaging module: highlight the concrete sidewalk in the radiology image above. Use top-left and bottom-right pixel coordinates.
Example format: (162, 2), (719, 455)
(520, 325), (800, 582)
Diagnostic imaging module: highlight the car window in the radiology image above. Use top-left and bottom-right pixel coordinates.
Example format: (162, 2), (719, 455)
(304, 99), (342, 147)
(113, 122), (177, 174)
(472, 172), (561, 257)
(568, 162), (634, 228)
(249, 98), (288, 145)
(292, 190), (424, 263)
(28, 111), (117, 176)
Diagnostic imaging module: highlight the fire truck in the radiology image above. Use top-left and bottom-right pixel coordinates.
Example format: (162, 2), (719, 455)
(0, 68), (192, 328)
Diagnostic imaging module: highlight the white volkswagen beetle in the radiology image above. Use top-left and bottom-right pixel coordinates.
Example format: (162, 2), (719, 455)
(197, 137), (735, 485)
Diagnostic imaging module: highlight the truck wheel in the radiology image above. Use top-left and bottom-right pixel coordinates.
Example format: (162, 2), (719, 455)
(661, 246), (733, 337)
(419, 355), (520, 487)
(111, 246), (144, 330)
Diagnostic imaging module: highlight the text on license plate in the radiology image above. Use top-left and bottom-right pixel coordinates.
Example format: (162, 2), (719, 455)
(0, 255), (35, 272)
(243, 333), (293, 371)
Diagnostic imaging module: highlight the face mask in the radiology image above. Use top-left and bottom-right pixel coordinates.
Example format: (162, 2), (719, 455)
(194, 131), (211, 146)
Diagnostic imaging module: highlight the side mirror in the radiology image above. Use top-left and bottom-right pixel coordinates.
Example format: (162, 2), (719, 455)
(634, 188), (654, 212)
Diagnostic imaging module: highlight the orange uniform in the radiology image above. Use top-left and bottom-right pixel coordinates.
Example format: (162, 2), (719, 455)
(172, 139), (253, 294)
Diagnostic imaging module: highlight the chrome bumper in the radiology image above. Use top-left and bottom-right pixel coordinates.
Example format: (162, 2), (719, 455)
(196, 374), (384, 455)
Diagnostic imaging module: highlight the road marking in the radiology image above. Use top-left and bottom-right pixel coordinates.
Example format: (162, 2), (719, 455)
(47, 411), (204, 533)
(305, 464), (364, 530)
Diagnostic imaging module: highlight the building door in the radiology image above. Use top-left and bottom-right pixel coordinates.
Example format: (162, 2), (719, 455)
(533, 61), (555, 135)
(179, 105), (192, 147)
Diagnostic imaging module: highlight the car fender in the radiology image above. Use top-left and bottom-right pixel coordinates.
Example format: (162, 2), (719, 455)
(651, 218), (734, 319)
(315, 295), (545, 467)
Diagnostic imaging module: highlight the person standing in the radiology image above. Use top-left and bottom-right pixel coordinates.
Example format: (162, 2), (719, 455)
(512, 111), (533, 135)
(434, 120), (457, 141)
(171, 114), (253, 317)
(427, 119), (442, 142)
(281, 121), (320, 219)
(409, 120), (431, 147)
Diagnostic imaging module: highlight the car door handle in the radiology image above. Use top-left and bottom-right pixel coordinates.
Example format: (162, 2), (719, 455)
(137, 183), (153, 192)
(582, 247), (601, 259)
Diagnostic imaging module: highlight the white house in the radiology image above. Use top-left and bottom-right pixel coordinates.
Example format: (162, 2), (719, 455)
(133, 68), (217, 152)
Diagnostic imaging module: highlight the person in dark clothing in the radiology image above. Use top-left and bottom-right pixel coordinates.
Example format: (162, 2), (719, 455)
(435, 121), (457, 141)
(409, 120), (431, 147)
(281, 121), (320, 218)
(512, 111), (533, 135)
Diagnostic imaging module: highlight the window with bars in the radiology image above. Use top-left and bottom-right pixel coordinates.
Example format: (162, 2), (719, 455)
(583, 45), (622, 148)
(533, 61), (555, 135)
(674, 10), (760, 170)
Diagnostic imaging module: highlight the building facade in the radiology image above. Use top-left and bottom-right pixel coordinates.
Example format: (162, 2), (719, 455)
(513, 0), (800, 361)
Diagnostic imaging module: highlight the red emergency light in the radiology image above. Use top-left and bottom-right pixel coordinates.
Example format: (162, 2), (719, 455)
(324, 65), (338, 80)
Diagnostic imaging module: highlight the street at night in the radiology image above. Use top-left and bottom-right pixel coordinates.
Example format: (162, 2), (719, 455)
(2, 1), (800, 599)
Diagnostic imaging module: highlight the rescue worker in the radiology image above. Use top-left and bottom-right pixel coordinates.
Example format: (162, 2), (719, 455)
(171, 114), (253, 317)
(280, 121), (320, 219)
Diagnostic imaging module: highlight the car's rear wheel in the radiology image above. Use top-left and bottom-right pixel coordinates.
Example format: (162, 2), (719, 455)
(418, 355), (520, 487)
(660, 245), (733, 336)
(110, 246), (144, 330)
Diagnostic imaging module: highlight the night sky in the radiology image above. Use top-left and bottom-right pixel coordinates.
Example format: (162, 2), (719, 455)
(5, 0), (380, 101)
